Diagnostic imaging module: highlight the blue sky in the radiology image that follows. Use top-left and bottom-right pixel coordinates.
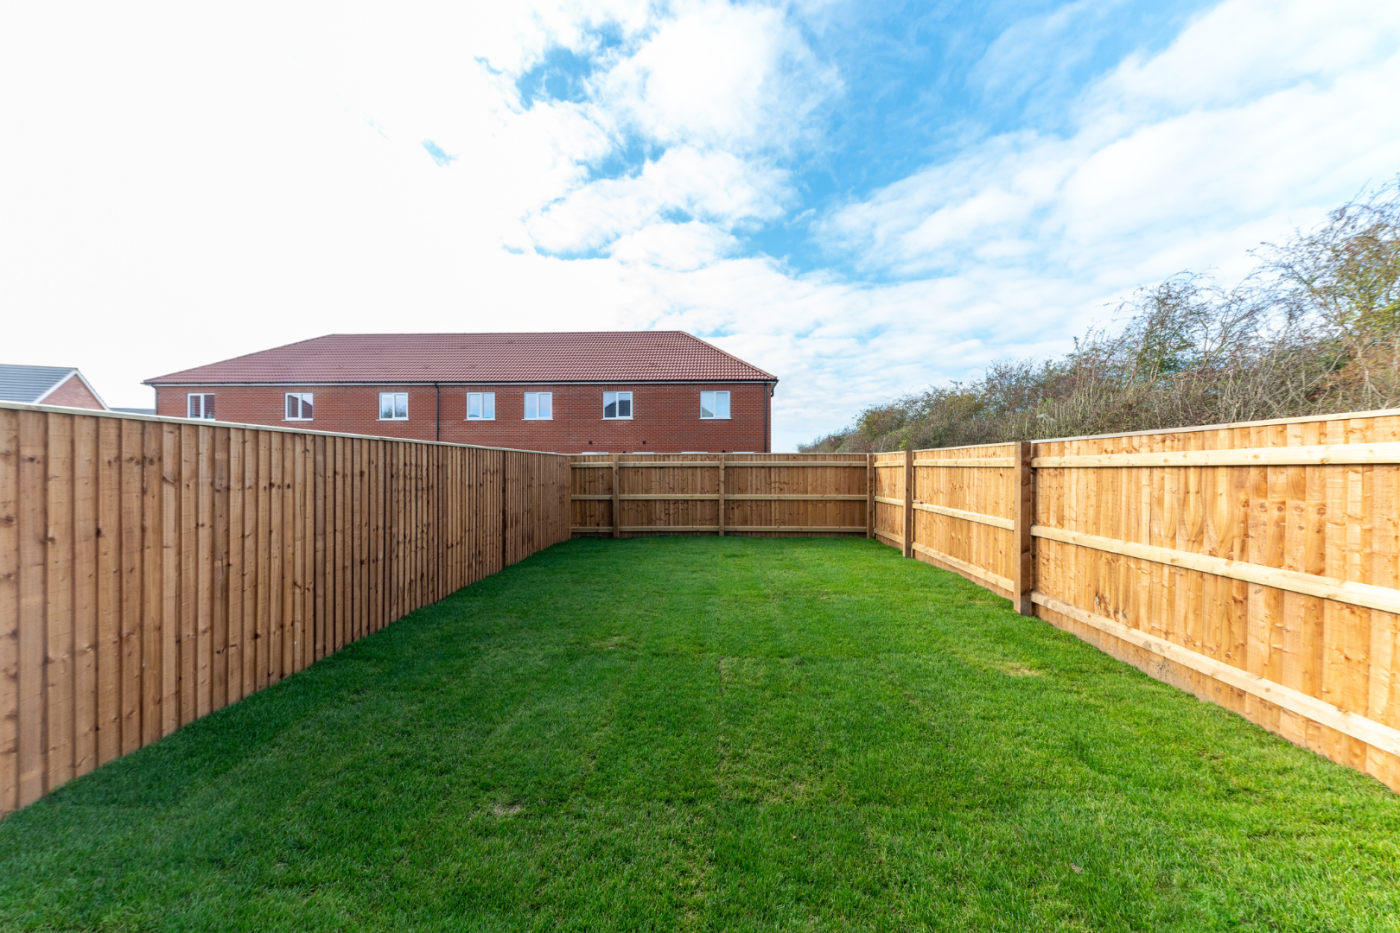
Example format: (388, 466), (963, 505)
(3, 0), (1399, 448)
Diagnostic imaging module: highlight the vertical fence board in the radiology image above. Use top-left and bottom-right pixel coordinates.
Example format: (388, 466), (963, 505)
(73, 417), (99, 772)
(16, 412), (46, 805)
(255, 434), (270, 692)
(140, 421), (163, 744)
(226, 432), (244, 705)
(178, 426), (196, 729)
(280, 435), (295, 679)
(294, 435), (307, 673)
(313, 436), (326, 662)
(334, 437), (346, 652)
(119, 420), (143, 755)
(45, 414), (74, 789)
(0, 410), (18, 812)
(268, 435), (284, 686)
(160, 425), (180, 737)
(103, 421), (129, 755)
(210, 428), (228, 714)
(194, 426), (212, 721)
(240, 432), (258, 700)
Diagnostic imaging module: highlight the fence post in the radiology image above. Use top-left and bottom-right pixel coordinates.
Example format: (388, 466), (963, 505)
(902, 448), (914, 558)
(716, 455), (725, 537)
(611, 452), (621, 540)
(1012, 440), (1034, 615)
(866, 452), (874, 539)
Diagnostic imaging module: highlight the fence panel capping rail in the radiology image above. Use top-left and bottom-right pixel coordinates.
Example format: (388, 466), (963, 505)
(869, 409), (1400, 793)
(0, 401), (572, 818)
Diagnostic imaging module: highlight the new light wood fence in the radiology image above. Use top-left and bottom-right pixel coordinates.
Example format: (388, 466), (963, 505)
(10, 403), (1400, 813)
(569, 452), (872, 536)
(0, 403), (571, 818)
(873, 410), (1400, 793)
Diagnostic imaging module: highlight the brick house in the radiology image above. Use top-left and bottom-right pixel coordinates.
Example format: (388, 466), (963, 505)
(0, 363), (108, 410)
(144, 332), (778, 453)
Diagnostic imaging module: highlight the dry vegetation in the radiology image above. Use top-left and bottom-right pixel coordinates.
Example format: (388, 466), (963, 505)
(802, 180), (1400, 453)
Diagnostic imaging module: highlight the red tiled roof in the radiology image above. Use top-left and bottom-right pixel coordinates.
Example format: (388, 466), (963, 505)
(145, 332), (776, 385)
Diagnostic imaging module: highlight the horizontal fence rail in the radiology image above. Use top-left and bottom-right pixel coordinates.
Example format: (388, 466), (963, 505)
(569, 453), (874, 538)
(0, 402), (571, 818)
(871, 413), (1400, 793)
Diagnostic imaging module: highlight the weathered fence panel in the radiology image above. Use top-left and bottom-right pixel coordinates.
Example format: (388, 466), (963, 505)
(0, 402), (571, 817)
(569, 453), (870, 536)
(871, 410), (1400, 793)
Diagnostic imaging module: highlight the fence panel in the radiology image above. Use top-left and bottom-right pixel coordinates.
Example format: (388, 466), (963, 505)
(0, 402), (572, 818)
(871, 410), (1400, 793)
(1030, 413), (1400, 792)
(907, 443), (1019, 598)
(569, 453), (870, 537)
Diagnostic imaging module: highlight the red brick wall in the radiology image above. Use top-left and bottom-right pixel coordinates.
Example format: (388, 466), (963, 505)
(43, 374), (105, 410)
(153, 383), (772, 452)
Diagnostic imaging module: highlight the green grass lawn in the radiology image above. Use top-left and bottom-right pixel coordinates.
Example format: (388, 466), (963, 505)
(2, 537), (1398, 932)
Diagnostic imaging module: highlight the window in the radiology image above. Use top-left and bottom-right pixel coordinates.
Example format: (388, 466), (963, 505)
(603, 391), (632, 419)
(700, 391), (730, 419)
(187, 393), (215, 420)
(466, 392), (495, 420)
(379, 392), (408, 420)
(523, 392), (552, 420)
(285, 393), (314, 421)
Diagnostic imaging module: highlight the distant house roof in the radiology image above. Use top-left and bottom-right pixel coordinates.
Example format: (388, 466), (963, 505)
(0, 364), (106, 407)
(145, 332), (777, 386)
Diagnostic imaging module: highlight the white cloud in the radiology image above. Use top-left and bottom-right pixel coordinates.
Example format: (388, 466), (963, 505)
(1085, 0), (1400, 115)
(822, 0), (1400, 284)
(0, 0), (1397, 453)
(607, 222), (741, 270)
(596, 0), (840, 154)
(527, 146), (791, 253)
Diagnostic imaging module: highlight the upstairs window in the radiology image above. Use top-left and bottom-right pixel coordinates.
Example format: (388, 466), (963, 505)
(700, 391), (730, 420)
(466, 392), (495, 420)
(187, 393), (215, 420)
(603, 391), (632, 419)
(285, 393), (314, 421)
(379, 392), (408, 420)
(524, 392), (552, 420)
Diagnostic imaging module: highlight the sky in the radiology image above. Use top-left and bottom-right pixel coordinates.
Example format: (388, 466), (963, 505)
(2, 0), (1399, 450)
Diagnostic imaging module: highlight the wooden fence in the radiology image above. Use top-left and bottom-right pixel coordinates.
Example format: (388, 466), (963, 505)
(873, 411), (1400, 793)
(9, 402), (1400, 811)
(569, 453), (872, 536)
(0, 402), (571, 818)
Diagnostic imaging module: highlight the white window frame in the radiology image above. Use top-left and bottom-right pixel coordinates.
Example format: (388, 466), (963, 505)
(523, 392), (553, 420)
(466, 391), (495, 421)
(378, 392), (409, 421)
(700, 390), (731, 420)
(284, 392), (314, 421)
(602, 391), (633, 420)
(187, 393), (215, 420)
